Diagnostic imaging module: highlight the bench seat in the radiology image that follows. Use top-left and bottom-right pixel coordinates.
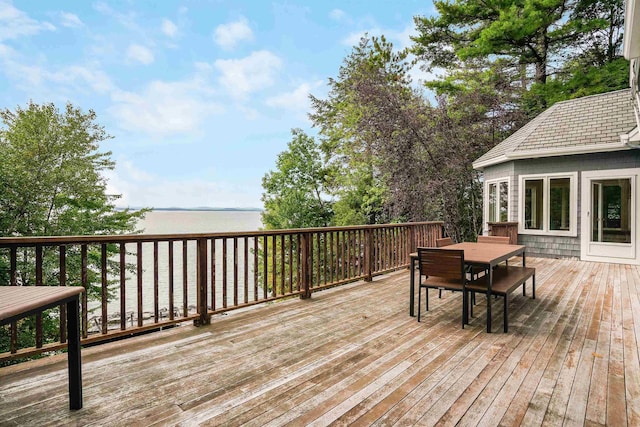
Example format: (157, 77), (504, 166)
(466, 265), (536, 296)
(465, 265), (536, 332)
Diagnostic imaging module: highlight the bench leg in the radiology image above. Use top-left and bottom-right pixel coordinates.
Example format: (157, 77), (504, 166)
(532, 274), (536, 299)
(67, 297), (83, 410)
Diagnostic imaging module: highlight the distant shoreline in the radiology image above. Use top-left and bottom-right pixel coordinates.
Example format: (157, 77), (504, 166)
(118, 207), (263, 212)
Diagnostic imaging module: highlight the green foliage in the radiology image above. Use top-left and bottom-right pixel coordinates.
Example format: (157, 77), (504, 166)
(261, 129), (333, 229)
(0, 101), (147, 356)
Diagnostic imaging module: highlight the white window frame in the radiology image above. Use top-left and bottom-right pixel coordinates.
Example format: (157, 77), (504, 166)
(518, 172), (578, 237)
(484, 177), (510, 225)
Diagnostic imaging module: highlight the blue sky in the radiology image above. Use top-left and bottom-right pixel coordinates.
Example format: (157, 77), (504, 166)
(0, 1), (435, 209)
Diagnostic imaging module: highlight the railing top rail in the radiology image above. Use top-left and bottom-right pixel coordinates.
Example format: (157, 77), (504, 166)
(0, 221), (444, 247)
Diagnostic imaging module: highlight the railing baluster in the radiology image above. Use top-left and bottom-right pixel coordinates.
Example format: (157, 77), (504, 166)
(223, 238), (228, 308)
(137, 242), (143, 327)
(288, 235), (293, 293)
(244, 237), (249, 303)
(153, 241), (159, 323)
(120, 243), (126, 330)
(296, 234), (301, 291)
(101, 243), (108, 335)
(182, 240), (188, 317)
(60, 245), (67, 343)
(280, 234), (285, 294)
(211, 238), (216, 311)
(81, 244), (88, 339)
(271, 235), (276, 297)
(254, 236), (259, 301)
(35, 245), (43, 348)
(323, 232), (327, 285)
(262, 236), (268, 299)
(234, 237), (238, 306)
(315, 233), (320, 288)
(169, 241), (175, 320)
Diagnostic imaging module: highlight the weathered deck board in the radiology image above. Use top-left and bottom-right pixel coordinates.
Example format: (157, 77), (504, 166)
(1, 258), (639, 426)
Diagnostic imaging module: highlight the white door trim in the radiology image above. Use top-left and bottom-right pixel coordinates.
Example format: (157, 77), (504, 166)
(580, 168), (640, 265)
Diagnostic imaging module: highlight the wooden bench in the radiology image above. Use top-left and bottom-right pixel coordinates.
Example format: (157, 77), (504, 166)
(465, 265), (536, 332)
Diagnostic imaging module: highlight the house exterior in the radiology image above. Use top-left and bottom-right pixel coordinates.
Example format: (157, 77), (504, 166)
(473, 89), (640, 265)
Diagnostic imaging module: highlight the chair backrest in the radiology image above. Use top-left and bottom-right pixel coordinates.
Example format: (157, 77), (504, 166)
(435, 237), (454, 247)
(417, 247), (465, 281)
(477, 235), (510, 245)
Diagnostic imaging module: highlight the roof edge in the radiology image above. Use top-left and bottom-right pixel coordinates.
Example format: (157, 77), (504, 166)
(473, 142), (631, 170)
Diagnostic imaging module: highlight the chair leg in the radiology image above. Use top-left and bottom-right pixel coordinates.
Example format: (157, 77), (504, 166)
(523, 282), (526, 296)
(418, 286), (422, 322)
(439, 289), (442, 299)
(426, 287), (429, 311)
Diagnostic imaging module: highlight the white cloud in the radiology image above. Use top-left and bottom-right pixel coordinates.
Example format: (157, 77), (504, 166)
(0, 43), (114, 95)
(341, 22), (416, 50)
(214, 50), (282, 99)
(59, 12), (83, 28)
(0, 1), (55, 41)
(127, 44), (154, 65)
(266, 81), (323, 113)
(161, 18), (178, 38)
(105, 160), (260, 209)
(109, 77), (224, 136)
(329, 9), (346, 21)
(214, 16), (253, 50)
(48, 65), (115, 94)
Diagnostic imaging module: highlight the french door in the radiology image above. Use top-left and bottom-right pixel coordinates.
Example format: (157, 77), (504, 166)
(581, 169), (639, 264)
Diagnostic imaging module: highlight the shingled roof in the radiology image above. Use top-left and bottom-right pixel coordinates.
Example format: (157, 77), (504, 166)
(473, 89), (638, 170)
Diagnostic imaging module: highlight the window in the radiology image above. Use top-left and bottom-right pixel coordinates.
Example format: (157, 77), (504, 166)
(519, 173), (577, 236)
(486, 178), (509, 223)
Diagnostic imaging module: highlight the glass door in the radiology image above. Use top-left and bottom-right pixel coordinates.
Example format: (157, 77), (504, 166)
(582, 169), (637, 264)
(591, 179), (631, 244)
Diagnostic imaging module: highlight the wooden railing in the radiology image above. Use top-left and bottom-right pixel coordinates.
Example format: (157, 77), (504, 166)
(0, 221), (442, 361)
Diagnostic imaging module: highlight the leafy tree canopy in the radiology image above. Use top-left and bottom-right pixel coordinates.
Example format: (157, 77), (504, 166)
(261, 129), (332, 229)
(0, 101), (145, 240)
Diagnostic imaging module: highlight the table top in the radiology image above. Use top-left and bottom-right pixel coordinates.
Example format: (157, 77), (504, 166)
(0, 286), (84, 324)
(411, 242), (525, 265)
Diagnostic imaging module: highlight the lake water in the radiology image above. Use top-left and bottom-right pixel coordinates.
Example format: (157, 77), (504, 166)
(92, 210), (263, 327)
(138, 210), (263, 234)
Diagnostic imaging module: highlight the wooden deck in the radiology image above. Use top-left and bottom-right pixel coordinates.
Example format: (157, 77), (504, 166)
(1, 257), (639, 426)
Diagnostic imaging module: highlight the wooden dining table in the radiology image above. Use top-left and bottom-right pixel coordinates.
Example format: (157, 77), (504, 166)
(409, 242), (527, 331)
(0, 286), (84, 410)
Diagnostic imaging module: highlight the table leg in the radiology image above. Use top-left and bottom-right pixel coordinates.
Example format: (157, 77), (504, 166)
(486, 267), (493, 333)
(409, 257), (416, 317)
(66, 297), (83, 410)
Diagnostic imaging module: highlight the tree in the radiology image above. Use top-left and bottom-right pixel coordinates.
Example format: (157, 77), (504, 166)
(0, 101), (146, 355)
(310, 35), (501, 239)
(412, 0), (628, 114)
(261, 129), (332, 230)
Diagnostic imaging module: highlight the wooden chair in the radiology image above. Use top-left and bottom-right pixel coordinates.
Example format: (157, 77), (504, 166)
(417, 247), (466, 327)
(435, 237), (453, 298)
(436, 237), (453, 247)
(477, 235), (510, 244)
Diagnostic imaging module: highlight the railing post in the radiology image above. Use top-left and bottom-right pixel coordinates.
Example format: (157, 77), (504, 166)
(364, 228), (373, 282)
(300, 232), (311, 299)
(196, 238), (211, 326)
